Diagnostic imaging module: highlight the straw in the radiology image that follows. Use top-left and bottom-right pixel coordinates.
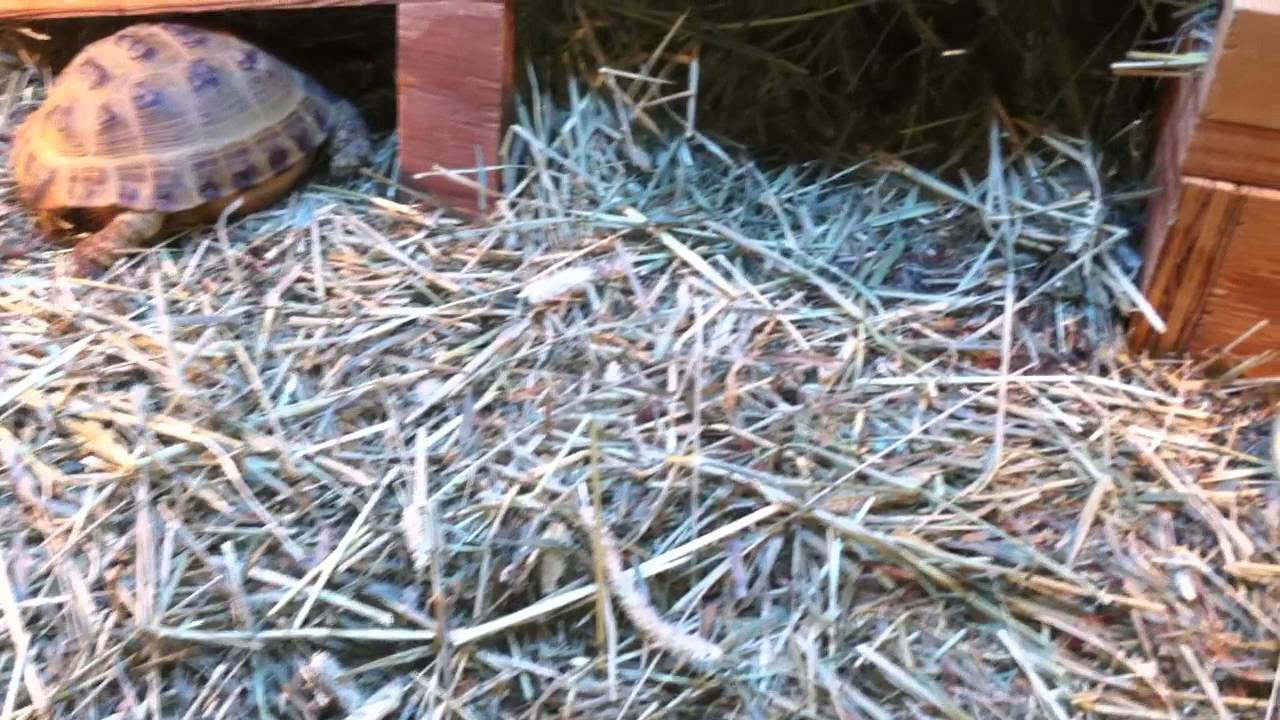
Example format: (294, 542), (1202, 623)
(2, 1), (1277, 717)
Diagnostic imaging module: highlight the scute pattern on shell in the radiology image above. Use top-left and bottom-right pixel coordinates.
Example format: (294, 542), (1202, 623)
(11, 22), (333, 213)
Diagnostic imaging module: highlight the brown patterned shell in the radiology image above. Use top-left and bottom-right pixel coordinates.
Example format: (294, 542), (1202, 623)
(10, 22), (335, 214)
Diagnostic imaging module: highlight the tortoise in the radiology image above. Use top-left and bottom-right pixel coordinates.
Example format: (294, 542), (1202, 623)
(7, 21), (372, 277)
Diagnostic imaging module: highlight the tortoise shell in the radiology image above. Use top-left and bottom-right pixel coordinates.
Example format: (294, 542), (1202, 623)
(10, 22), (336, 215)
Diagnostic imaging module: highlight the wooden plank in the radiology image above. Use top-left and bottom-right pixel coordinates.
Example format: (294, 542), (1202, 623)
(1141, 0), (1280, 189)
(1130, 176), (1280, 376)
(1132, 1), (1280, 374)
(1181, 180), (1280, 374)
(1195, 0), (1280, 132)
(1137, 54), (1203, 295)
(1182, 119), (1280, 189)
(1178, 0), (1280, 186)
(395, 0), (513, 214)
(0, 0), (447, 20)
(1130, 176), (1241, 354)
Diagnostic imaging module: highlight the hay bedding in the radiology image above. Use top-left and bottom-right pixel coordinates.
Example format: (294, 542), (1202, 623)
(0, 4), (1279, 719)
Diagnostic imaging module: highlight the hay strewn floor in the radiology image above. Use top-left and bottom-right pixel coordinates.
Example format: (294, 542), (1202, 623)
(2, 5), (1279, 719)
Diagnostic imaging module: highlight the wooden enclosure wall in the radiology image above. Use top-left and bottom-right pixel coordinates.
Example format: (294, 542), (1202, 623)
(1131, 0), (1280, 376)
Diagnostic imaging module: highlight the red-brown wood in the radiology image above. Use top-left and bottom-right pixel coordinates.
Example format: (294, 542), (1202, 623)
(1132, 0), (1280, 376)
(1195, 0), (1280, 133)
(1143, 0), (1280, 190)
(396, 0), (513, 213)
(1130, 176), (1237, 356)
(1131, 177), (1280, 376)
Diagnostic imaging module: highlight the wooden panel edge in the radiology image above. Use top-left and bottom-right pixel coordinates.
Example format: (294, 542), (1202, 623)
(395, 0), (514, 215)
(1183, 118), (1280, 189)
(1195, 0), (1280, 132)
(1129, 176), (1245, 355)
(1179, 180), (1280, 377)
(1137, 1), (1280, 191)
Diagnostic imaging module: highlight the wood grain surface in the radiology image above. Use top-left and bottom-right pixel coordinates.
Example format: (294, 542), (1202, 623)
(1141, 0), (1280, 189)
(1196, 0), (1280, 132)
(1131, 176), (1280, 375)
(1180, 179), (1280, 374)
(1132, 0), (1280, 374)
(396, 0), (514, 213)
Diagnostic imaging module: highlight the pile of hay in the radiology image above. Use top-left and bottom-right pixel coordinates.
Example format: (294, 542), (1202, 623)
(2, 1), (1278, 718)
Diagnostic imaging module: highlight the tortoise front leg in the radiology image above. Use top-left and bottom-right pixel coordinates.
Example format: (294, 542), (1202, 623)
(68, 211), (163, 278)
(326, 97), (373, 177)
(1, 211), (65, 260)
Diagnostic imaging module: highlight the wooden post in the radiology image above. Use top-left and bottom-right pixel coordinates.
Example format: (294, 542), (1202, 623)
(396, 0), (515, 215)
(0, 0), (517, 216)
(1131, 0), (1280, 375)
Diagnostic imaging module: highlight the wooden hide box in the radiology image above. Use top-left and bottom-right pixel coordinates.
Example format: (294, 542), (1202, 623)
(0, 0), (516, 214)
(1131, 0), (1280, 376)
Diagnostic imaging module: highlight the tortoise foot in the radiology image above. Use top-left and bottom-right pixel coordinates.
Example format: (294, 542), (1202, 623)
(66, 248), (110, 279)
(63, 211), (163, 279)
(0, 234), (46, 261)
(328, 98), (373, 177)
